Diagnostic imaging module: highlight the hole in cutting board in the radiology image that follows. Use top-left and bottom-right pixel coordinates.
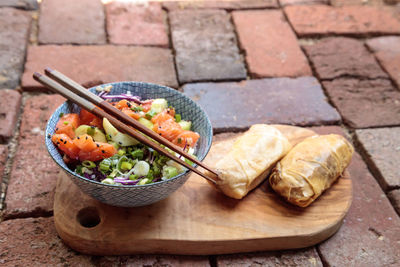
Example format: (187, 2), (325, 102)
(77, 207), (101, 228)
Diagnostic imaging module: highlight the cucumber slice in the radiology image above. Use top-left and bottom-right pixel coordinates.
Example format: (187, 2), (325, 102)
(75, 125), (107, 142)
(138, 117), (154, 130)
(151, 98), (168, 113)
(178, 120), (191, 131)
(103, 118), (139, 146)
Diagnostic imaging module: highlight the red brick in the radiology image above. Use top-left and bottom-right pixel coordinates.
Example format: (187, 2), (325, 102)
(170, 10), (246, 83)
(366, 36), (400, 89)
(233, 10), (311, 78)
(217, 248), (322, 266)
(94, 255), (209, 266)
(284, 5), (400, 36)
(163, 0), (278, 10)
(0, 145), (8, 185)
(38, 0), (106, 44)
(0, 217), (93, 265)
(106, 2), (168, 47)
(4, 94), (65, 219)
(183, 77), (340, 132)
(303, 37), (388, 80)
(323, 78), (400, 128)
(356, 128), (400, 191)
(331, 0), (385, 5)
(318, 153), (400, 266)
(0, 8), (32, 89)
(22, 45), (178, 90)
(279, 0), (328, 5)
(0, 89), (21, 142)
(388, 190), (400, 216)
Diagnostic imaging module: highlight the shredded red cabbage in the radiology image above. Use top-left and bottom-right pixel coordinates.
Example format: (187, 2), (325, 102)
(114, 178), (139, 185)
(99, 92), (142, 104)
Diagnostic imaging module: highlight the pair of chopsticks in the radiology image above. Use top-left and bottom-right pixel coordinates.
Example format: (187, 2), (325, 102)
(33, 68), (219, 184)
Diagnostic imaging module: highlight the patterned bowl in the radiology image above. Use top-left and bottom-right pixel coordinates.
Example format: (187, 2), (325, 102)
(45, 82), (213, 207)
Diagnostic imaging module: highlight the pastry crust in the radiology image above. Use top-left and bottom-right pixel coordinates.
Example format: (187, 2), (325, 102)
(269, 134), (354, 207)
(213, 124), (292, 199)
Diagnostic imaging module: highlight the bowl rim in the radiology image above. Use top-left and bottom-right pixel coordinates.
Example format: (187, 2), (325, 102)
(45, 81), (213, 189)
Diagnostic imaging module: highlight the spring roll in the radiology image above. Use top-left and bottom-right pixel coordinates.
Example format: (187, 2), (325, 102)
(213, 124), (292, 199)
(269, 134), (354, 207)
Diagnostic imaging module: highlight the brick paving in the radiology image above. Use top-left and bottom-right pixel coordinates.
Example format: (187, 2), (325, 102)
(366, 36), (400, 88)
(356, 128), (400, 191)
(170, 9), (246, 83)
(105, 2), (168, 47)
(1, 0), (400, 265)
(38, 0), (106, 44)
(183, 77), (340, 132)
(233, 10), (311, 78)
(284, 5), (400, 36)
(0, 8), (32, 89)
(0, 89), (21, 142)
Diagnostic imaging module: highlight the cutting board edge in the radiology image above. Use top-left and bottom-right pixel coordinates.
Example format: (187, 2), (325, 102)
(53, 205), (347, 256)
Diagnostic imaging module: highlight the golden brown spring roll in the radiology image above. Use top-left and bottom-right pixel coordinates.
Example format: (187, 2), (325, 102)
(213, 124), (292, 199)
(269, 134), (354, 207)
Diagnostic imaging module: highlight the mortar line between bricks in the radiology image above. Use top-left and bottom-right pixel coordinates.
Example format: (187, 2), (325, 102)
(363, 41), (400, 92)
(164, 8), (181, 87)
(103, 2), (110, 44)
(0, 92), (26, 214)
(228, 11), (250, 80)
(352, 131), (400, 194)
(316, 245), (331, 267)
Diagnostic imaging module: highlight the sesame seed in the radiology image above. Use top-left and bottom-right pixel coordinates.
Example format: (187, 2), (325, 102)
(96, 144), (100, 147)
(64, 141), (67, 144)
(101, 150), (105, 153)
(77, 136), (80, 139)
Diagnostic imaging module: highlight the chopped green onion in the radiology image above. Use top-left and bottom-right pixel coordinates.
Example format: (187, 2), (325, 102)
(75, 165), (83, 174)
(59, 112), (64, 118)
(129, 174), (138, 180)
(145, 110), (157, 120)
(121, 161), (133, 171)
(63, 121), (69, 125)
(177, 137), (182, 144)
(130, 149), (144, 160)
(118, 149), (126, 156)
(132, 106), (143, 112)
(82, 160), (96, 169)
(175, 114), (181, 122)
(99, 159), (111, 172)
(109, 169), (118, 178)
(138, 178), (149, 185)
(86, 126), (95, 136)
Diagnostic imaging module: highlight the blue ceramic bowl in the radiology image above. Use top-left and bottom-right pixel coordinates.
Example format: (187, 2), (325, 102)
(46, 82), (213, 207)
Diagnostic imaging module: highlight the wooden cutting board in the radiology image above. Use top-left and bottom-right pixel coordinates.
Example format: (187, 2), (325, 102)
(53, 125), (352, 255)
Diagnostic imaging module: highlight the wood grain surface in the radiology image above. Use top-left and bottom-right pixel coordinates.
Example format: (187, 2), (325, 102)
(53, 125), (352, 255)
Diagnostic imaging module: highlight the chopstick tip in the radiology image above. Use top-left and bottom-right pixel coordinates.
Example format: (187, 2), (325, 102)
(44, 67), (54, 74)
(33, 72), (42, 80)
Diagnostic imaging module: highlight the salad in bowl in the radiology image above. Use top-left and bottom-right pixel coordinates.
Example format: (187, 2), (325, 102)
(46, 81), (212, 207)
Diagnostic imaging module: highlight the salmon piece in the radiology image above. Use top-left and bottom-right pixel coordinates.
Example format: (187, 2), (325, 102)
(55, 113), (80, 139)
(73, 134), (97, 152)
(115, 99), (135, 110)
(173, 130), (200, 148)
(52, 133), (80, 160)
(154, 120), (183, 141)
(121, 107), (140, 120)
(78, 142), (117, 162)
(79, 108), (102, 129)
(151, 111), (174, 124)
(141, 101), (153, 112)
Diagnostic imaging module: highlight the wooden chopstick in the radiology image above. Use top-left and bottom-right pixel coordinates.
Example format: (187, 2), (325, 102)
(33, 72), (219, 184)
(44, 68), (219, 177)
